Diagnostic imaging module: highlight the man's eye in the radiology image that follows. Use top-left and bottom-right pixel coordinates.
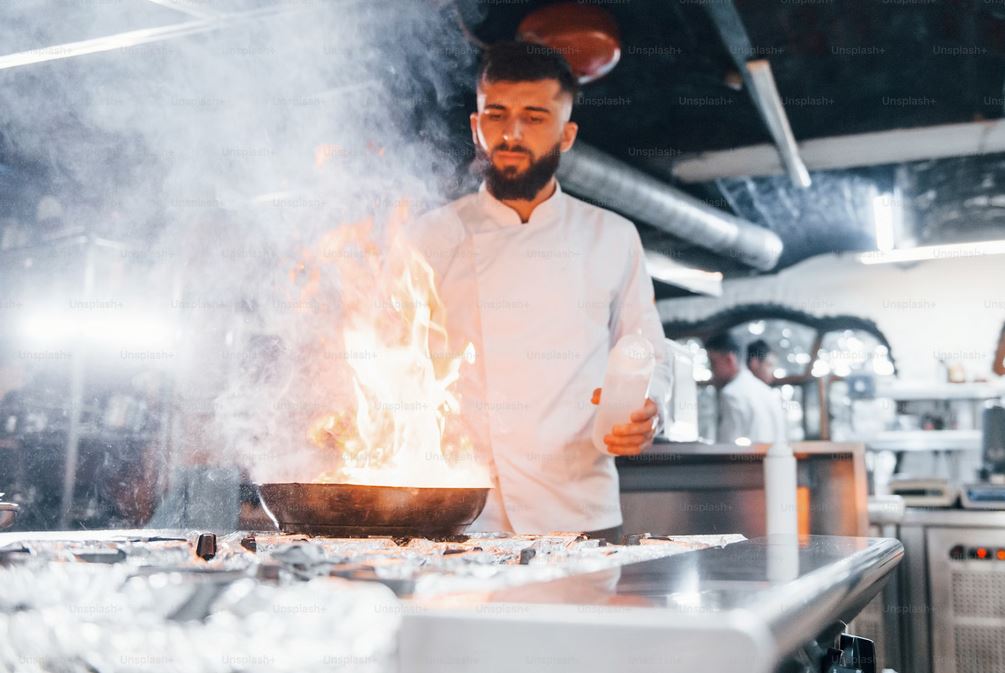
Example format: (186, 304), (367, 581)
(486, 113), (503, 121)
(528, 117), (544, 124)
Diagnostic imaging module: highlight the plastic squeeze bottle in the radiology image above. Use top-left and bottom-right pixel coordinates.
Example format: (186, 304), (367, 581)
(764, 402), (798, 539)
(592, 334), (655, 454)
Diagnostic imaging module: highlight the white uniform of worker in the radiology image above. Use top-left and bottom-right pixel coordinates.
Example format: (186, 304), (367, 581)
(717, 368), (786, 445)
(408, 181), (671, 534)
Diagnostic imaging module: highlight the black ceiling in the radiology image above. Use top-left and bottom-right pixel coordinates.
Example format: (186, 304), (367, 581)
(459, 0), (1005, 295)
(462, 0), (1005, 152)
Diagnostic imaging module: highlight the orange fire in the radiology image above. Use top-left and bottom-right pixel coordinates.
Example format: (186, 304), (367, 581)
(302, 203), (488, 488)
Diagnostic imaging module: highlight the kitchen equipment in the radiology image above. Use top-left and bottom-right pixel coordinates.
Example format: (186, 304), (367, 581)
(516, 2), (621, 84)
(980, 402), (1005, 476)
(960, 482), (1005, 509)
(255, 482), (488, 537)
(888, 475), (956, 507)
(619, 440), (869, 538)
(920, 514), (1005, 670)
(873, 508), (1005, 673)
(960, 403), (1005, 510)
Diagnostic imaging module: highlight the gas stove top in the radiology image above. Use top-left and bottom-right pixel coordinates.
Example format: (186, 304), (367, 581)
(0, 528), (743, 673)
(0, 529), (743, 598)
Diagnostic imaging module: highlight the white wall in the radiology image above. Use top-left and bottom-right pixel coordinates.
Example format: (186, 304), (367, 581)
(659, 251), (1005, 382)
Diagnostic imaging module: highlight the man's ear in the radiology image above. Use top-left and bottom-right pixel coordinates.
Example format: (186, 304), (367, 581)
(469, 112), (480, 149)
(560, 120), (579, 153)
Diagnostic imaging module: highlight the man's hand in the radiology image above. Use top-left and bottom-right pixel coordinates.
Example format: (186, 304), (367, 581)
(591, 388), (658, 456)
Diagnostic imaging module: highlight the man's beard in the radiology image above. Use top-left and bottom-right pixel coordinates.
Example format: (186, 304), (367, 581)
(478, 142), (562, 201)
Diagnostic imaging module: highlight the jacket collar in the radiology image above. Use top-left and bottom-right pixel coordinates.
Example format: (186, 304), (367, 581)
(476, 180), (566, 229)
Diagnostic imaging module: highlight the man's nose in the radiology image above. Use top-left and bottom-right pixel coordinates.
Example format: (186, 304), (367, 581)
(502, 118), (524, 143)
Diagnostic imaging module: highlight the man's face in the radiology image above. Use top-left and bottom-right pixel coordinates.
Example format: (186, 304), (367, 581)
(707, 350), (739, 389)
(470, 78), (578, 200)
(748, 353), (777, 384)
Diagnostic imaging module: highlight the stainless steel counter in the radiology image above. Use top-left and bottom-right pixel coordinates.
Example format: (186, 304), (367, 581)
(0, 529), (901, 673)
(401, 535), (903, 673)
(617, 440), (869, 538)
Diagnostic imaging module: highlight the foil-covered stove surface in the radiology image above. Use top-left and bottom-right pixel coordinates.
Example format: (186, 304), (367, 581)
(0, 530), (743, 673)
(0, 530), (744, 597)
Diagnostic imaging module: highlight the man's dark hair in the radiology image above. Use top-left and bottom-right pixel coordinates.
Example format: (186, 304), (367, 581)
(746, 339), (771, 363)
(704, 332), (740, 356)
(478, 41), (579, 100)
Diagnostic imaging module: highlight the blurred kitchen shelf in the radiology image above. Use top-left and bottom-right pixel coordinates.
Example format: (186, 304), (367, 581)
(874, 380), (1005, 401)
(860, 429), (981, 452)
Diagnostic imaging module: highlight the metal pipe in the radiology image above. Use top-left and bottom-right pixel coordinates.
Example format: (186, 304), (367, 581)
(674, 119), (1005, 182)
(746, 60), (811, 188)
(703, 0), (811, 188)
(557, 142), (784, 271)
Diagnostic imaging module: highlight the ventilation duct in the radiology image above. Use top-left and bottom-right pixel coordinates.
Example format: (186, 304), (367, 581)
(557, 142), (784, 271)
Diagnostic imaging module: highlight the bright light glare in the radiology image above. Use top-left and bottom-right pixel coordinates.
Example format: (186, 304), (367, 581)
(811, 360), (831, 378)
(859, 239), (1005, 265)
(874, 358), (895, 376)
(644, 251), (723, 296)
(694, 366), (712, 382)
(20, 311), (175, 351)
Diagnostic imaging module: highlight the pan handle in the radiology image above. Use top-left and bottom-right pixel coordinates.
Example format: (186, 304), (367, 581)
(0, 502), (19, 530)
(252, 484), (281, 532)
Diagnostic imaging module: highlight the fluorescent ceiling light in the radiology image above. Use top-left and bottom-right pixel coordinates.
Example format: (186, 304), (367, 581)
(0, 18), (217, 71)
(644, 251), (723, 297)
(858, 239), (1005, 265)
(0, 4), (301, 71)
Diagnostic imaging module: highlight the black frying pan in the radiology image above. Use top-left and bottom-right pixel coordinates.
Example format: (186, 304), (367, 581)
(255, 482), (488, 537)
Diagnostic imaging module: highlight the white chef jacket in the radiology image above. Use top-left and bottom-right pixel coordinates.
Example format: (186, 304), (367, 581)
(407, 181), (671, 533)
(717, 368), (786, 445)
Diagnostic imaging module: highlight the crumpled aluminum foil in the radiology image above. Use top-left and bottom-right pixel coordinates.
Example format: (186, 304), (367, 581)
(0, 561), (400, 673)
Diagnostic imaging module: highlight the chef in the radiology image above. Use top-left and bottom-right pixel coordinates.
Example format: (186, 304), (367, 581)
(705, 332), (785, 445)
(746, 338), (777, 385)
(409, 42), (671, 542)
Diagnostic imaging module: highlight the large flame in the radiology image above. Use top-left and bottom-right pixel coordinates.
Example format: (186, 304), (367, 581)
(303, 203), (488, 488)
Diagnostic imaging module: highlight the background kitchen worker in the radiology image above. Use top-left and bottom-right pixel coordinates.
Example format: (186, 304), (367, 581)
(746, 338), (778, 385)
(705, 332), (785, 445)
